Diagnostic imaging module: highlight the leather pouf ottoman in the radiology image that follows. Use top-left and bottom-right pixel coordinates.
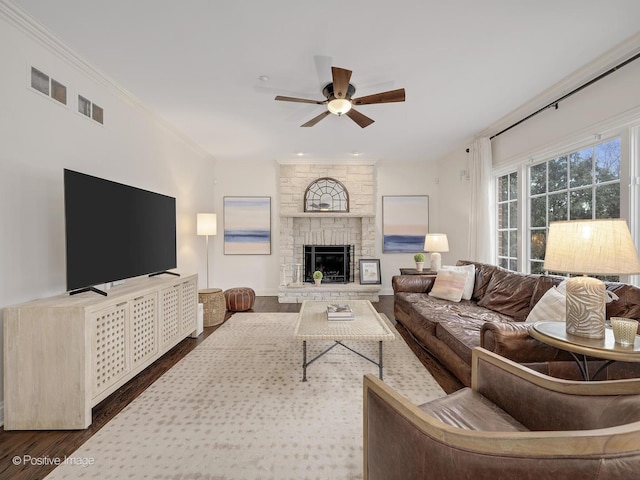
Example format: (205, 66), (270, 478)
(224, 287), (256, 312)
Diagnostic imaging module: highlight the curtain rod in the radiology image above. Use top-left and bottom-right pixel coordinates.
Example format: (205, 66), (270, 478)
(489, 50), (640, 141)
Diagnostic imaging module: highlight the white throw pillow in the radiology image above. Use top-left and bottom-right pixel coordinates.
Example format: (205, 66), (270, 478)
(429, 269), (469, 303)
(525, 286), (566, 323)
(441, 264), (476, 300)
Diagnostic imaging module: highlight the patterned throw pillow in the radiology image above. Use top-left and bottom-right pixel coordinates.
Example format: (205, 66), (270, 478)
(429, 269), (469, 303)
(441, 264), (476, 300)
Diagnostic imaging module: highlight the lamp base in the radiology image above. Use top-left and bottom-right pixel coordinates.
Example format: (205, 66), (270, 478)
(430, 252), (442, 272)
(565, 276), (606, 339)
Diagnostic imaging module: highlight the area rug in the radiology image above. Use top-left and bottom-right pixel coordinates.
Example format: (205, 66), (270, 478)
(46, 313), (445, 480)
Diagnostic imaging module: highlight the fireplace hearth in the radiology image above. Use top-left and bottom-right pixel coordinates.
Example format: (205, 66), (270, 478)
(304, 245), (353, 284)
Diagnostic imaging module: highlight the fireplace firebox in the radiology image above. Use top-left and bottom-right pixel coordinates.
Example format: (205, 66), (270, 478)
(304, 245), (353, 284)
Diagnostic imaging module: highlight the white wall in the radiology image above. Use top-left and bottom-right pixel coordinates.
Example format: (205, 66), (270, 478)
(0, 5), (216, 421)
(432, 149), (473, 266)
(376, 159), (441, 293)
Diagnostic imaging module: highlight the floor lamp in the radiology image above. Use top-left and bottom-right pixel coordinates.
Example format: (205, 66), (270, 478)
(197, 213), (217, 289)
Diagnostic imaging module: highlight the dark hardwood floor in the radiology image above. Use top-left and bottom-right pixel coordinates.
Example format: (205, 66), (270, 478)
(0, 295), (459, 480)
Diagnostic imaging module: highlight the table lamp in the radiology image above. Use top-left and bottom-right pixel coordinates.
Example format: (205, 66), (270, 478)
(544, 219), (640, 339)
(197, 213), (217, 288)
(424, 233), (449, 271)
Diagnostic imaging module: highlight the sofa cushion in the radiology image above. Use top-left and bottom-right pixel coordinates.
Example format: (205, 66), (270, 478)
(442, 264), (476, 300)
(436, 317), (486, 364)
(429, 270), (469, 302)
(477, 269), (539, 322)
(418, 388), (528, 432)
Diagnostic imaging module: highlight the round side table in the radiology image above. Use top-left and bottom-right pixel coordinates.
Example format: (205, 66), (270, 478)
(198, 288), (226, 327)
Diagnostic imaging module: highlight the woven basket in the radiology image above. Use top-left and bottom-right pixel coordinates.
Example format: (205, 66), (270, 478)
(199, 288), (226, 327)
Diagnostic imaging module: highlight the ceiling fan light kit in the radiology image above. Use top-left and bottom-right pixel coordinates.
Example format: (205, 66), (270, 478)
(275, 66), (405, 128)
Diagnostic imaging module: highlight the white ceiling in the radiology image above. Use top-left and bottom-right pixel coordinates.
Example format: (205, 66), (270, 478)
(16, 0), (640, 164)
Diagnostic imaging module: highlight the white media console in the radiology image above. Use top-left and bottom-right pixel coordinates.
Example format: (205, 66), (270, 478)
(3, 273), (198, 430)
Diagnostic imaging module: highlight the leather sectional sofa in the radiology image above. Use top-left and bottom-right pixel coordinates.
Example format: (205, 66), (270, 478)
(393, 260), (640, 386)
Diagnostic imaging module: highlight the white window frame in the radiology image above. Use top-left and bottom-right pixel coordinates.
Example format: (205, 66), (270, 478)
(492, 115), (640, 286)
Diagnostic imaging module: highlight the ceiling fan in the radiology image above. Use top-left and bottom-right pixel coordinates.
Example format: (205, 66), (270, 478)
(275, 66), (405, 128)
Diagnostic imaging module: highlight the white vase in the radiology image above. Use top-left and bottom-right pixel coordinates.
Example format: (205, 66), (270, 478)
(415, 262), (424, 272)
(314, 279), (321, 286)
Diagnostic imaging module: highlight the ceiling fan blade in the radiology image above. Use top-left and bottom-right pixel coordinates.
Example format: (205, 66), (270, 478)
(331, 67), (352, 99)
(275, 95), (325, 105)
(345, 108), (375, 128)
(301, 111), (331, 127)
(352, 88), (406, 105)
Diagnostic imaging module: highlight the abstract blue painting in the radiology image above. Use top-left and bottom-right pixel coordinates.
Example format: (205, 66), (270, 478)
(382, 196), (429, 253)
(223, 196), (271, 255)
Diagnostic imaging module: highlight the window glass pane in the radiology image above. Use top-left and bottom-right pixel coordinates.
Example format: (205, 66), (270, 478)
(570, 188), (592, 219)
(595, 183), (620, 218)
(499, 175), (508, 202)
(530, 261), (545, 275)
(530, 230), (546, 260)
(499, 258), (509, 269)
(530, 197), (546, 227)
(569, 148), (593, 188)
(31, 67), (49, 95)
(548, 193), (568, 222)
(595, 139), (620, 183)
(509, 173), (518, 199)
(499, 231), (508, 256)
(509, 259), (517, 272)
(509, 201), (517, 229)
(92, 104), (104, 124)
(51, 79), (67, 104)
(548, 156), (567, 192)
(78, 95), (91, 116)
(509, 230), (517, 257)
(499, 203), (508, 230)
(530, 163), (546, 195)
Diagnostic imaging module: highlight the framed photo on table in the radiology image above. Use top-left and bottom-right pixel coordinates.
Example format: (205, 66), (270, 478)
(359, 259), (381, 285)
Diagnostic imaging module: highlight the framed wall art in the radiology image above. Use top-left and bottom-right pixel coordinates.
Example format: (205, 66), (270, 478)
(359, 259), (381, 285)
(382, 195), (429, 253)
(223, 196), (271, 255)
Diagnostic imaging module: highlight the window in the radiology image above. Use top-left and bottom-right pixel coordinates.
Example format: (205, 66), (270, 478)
(78, 95), (104, 124)
(497, 172), (518, 271)
(30, 67), (67, 105)
(528, 138), (621, 274)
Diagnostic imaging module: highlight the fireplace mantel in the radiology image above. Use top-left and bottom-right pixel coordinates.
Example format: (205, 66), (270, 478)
(280, 212), (375, 218)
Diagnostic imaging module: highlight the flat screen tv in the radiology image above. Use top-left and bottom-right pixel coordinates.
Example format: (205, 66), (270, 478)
(64, 169), (177, 294)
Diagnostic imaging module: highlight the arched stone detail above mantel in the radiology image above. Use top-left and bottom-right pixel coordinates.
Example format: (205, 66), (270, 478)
(304, 177), (349, 212)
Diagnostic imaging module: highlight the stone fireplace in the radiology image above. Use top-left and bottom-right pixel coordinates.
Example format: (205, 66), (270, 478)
(278, 162), (380, 303)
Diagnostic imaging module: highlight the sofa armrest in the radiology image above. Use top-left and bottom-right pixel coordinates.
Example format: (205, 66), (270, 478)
(392, 275), (435, 294)
(480, 322), (570, 363)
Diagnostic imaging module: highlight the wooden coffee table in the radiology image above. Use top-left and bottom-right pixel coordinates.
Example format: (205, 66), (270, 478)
(293, 300), (395, 382)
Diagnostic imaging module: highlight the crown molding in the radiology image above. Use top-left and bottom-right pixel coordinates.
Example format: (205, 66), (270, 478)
(480, 32), (640, 140)
(0, 0), (214, 159)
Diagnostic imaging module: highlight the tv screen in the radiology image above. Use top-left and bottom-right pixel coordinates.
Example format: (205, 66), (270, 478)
(64, 169), (177, 293)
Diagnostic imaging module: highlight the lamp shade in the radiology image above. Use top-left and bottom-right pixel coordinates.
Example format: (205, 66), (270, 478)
(197, 213), (217, 236)
(424, 234), (449, 252)
(544, 219), (640, 275)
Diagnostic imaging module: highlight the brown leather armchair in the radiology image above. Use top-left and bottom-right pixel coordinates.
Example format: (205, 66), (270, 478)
(364, 347), (640, 480)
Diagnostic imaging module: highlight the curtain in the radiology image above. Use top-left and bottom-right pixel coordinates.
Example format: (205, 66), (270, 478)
(467, 137), (494, 263)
